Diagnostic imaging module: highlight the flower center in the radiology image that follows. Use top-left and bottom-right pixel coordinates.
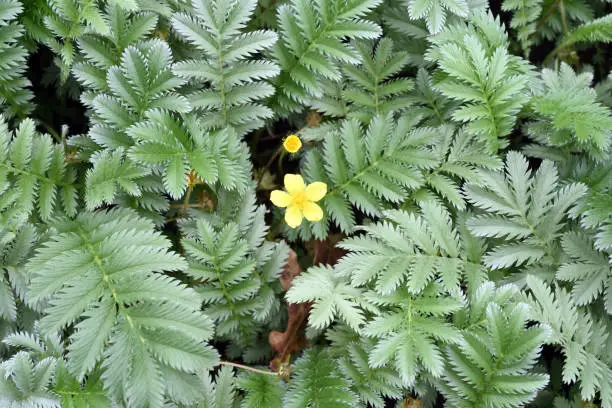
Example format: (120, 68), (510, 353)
(291, 191), (308, 209)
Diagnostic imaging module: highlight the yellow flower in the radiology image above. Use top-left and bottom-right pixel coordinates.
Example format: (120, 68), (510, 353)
(283, 134), (302, 153)
(270, 174), (327, 228)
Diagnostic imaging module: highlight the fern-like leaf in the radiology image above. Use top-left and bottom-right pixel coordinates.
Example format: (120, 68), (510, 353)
(501, 0), (543, 55)
(181, 188), (288, 355)
(287, 265), (366, 331)
(272, 0), (382, 111)
(556, 231), (612, 313)
(298, 114), (439, 239)
(407, 0), (471, 34)
(442, 282), (550, 408)
(465, 151), (587, 279)
(172, 0), (279, 136)
(283, 347), (358, 408)
(0, 117), (77, 221)
(312, 38), (414, 123)
(427, 12), (531, 151)
(0, 0), (33, 117)
(526, 276), (612, 407)
(26, 208), (218, 408)
(530, 63), (612, 154)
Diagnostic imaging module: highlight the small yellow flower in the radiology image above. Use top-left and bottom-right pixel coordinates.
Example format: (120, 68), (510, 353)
(283, 134), (302, 153)
(270, 174), (327, 228)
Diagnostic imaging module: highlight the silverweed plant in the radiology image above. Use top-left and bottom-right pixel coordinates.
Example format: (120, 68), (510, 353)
(0, 0), (611, 407)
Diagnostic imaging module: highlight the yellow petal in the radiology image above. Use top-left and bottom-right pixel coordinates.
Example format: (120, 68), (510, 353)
(283, 135), (302, 153)
(305, 182), (327, 202)
(284, 174), (305, 194)
(285, 205), (303, 228)
(302, 201), (323, 222)
(270, 190), (291, 207)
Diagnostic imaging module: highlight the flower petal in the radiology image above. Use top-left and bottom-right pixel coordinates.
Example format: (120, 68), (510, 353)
(284, 174), (305, 194)
(302, 202), (323, 222)
(305, 182), (327, 202)
(270, 190), (291, 207)
(285, 205), (303, 228)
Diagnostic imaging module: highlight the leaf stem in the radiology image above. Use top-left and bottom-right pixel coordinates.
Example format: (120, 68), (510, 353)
(536, 0), (560, 30)
(558, 0), (569, 36)
(182, 184), (194, 217)
(218, 361), (278, 376)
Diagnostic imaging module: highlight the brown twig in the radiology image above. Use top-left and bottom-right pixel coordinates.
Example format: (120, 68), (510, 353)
(265, 146), (283, 170)
(259, 133), (283, 142)
(268, 249), (309, 371)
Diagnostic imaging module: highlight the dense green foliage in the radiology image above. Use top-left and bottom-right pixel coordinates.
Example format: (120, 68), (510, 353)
(0, 0), (611, 407)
